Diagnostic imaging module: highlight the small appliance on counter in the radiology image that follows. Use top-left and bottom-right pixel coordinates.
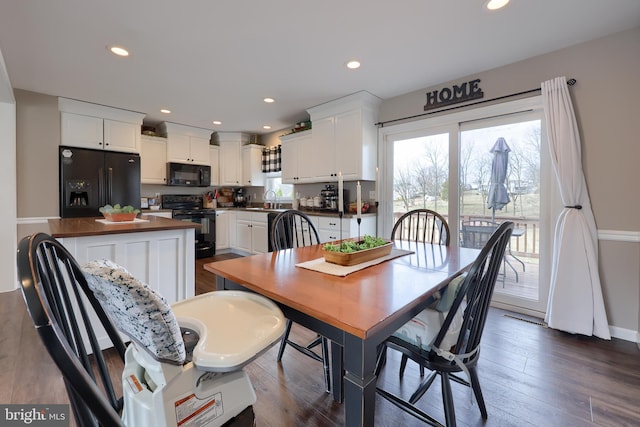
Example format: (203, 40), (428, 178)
(233, 188), (247, 207)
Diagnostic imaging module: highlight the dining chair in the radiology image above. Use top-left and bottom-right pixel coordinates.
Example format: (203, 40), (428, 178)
(17, 232), (284, 427)
(376, 221), (514, 427)
(270, 210), (331, 393)
(390, 208), (451, 377)
(391, 209), (450, 245)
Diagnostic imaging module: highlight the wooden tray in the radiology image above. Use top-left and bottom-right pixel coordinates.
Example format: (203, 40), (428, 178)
(102, 212), (138, 222)
(322, 241), (393, 266)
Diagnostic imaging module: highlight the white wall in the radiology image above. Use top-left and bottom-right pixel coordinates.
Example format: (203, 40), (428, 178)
(0, 49), (17, 292)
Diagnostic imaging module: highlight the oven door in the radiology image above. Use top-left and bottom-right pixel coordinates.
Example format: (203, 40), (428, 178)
(173, 212), (216, 258)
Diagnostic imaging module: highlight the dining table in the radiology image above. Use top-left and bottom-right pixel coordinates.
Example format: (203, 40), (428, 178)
(204, 241), (480, 426)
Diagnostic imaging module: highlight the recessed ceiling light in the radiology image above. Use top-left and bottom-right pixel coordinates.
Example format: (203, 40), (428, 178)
(485, 0), (509, 10)
(263, 125), (272, 130)
(108, 45), (129, 57)
(263, 97), (275, 103)
(160, 109), (171, 114)
(346, 60), (361, 69)
(213, 120), (222, 125)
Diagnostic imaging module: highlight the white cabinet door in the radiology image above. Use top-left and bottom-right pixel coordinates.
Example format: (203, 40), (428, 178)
(61, 112), (104, 149)
(104, 119), (141, 153)
(166, 133), (191, 163)
(61, 113), (141, 153)
(189, 136), (211, 165)
(215, 210), (229, 250)
(236, 219), (252, 253)
(219, 140), (242, 186)
(141, 136), (167, 184)
(309, 116), (336, 181)
(242, 144), (264, 186)
(210, 146), (220, 186)
(251, 212), (268, 254)
(228, 211), (237, 248)
(281, 134), (300, 183)
(334, 109), (363, 181)
(281, 131), (315, 183)
(161, 122), (212, 165)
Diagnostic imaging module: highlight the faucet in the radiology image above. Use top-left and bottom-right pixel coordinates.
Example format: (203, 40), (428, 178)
(264, 190), (278, 209)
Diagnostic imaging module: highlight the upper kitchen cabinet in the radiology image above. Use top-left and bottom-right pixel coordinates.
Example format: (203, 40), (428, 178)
(242, 144), (264, 186)
(210, 145), (220, 186)
(140, 135), (167, 184)
(280, 130), (315, 183)
(306, 91), (381, 181)
(59, 98), (144, 153)
(158, 122), (211, 165)
(218, 132), (249, 186)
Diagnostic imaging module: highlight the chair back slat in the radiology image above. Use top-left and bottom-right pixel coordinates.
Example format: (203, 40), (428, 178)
(18, 233), (125, 427)
(391, 209), (450, 246)
(271, 210), (321, 250)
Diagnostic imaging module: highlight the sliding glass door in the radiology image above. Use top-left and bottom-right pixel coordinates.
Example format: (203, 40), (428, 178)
(380, 97), (551, 315)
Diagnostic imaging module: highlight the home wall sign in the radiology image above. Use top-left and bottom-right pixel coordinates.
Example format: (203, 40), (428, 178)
(424, 78), (484, 111)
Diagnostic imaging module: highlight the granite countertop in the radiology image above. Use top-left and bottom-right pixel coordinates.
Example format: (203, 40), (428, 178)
(217, 206), (376, 218)
(48, 215), (198, 238)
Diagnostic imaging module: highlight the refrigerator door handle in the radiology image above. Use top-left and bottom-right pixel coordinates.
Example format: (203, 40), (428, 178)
(98, 168), (105, 206)
(107, 167), (113, 205)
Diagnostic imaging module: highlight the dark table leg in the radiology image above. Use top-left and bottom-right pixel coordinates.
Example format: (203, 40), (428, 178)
(343, 333), (378, 426)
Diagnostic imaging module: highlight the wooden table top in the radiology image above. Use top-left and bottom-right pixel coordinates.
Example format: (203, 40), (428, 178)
(205, 242), (479, 339)
(48, 214), (198, 238)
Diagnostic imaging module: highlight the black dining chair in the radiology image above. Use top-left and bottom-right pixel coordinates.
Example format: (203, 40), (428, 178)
(17, 232), (127, 427)
(376, 221), (514, 427)
(391, 209), (450, 245)
(270, 209), (331, 393)
(390, 208), (451, 376)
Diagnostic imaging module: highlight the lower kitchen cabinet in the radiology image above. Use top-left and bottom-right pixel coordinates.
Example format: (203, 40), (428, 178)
(215, 209), (230, 250)
(58, 228), (195, 349)
(235, 211), (268, 254)
(308, 215), (376, 243)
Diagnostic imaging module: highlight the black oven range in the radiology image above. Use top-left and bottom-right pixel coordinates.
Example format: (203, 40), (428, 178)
(162, 194), (215, 259)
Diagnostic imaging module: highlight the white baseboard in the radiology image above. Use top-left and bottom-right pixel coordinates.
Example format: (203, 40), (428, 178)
(608, 325), (639, 343)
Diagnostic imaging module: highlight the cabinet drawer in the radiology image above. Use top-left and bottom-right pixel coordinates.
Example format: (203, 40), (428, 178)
(318, 216), (349, 233)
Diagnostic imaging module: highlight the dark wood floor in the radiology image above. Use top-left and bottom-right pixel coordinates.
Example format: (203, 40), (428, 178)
(3, 253), (640, 426)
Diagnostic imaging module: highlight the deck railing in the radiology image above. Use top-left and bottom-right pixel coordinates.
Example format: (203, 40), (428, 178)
(392, 212), (540, 259)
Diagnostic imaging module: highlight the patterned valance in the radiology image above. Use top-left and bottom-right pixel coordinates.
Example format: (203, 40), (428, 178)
(262, 145), (282, 173)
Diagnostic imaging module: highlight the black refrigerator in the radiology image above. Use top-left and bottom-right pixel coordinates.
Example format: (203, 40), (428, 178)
(59, 146), (141, 218)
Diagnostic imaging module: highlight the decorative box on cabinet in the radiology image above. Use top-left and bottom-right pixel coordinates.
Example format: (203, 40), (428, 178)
(59, 98), (144, 153)
(158, 122), (212, 165)
(242, 144), (265, 186)
(140, 135), (168, 184)
(306, 91), (381, 181)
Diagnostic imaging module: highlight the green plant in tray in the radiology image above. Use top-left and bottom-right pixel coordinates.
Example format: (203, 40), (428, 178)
(99, 204), (140, 214)
(323, 235), (388, 253)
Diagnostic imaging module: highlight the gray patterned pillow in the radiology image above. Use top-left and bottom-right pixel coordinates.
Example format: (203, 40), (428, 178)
(83, 259), (186, 364)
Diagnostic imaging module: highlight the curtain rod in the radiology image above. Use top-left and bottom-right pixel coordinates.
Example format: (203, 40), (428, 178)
(376, 78), (577, 127)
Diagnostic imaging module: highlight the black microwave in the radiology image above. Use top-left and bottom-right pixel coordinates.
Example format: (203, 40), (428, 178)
(166, 162), (211, 187)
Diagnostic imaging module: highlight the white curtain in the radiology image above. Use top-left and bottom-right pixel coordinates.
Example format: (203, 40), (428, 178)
(541, 77), (610, 339)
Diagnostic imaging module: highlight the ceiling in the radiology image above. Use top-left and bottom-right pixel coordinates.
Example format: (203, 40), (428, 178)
(1, 0), (639, 135)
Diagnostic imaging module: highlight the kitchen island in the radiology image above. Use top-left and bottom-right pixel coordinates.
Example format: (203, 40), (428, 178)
(49, 215), (198, 349)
